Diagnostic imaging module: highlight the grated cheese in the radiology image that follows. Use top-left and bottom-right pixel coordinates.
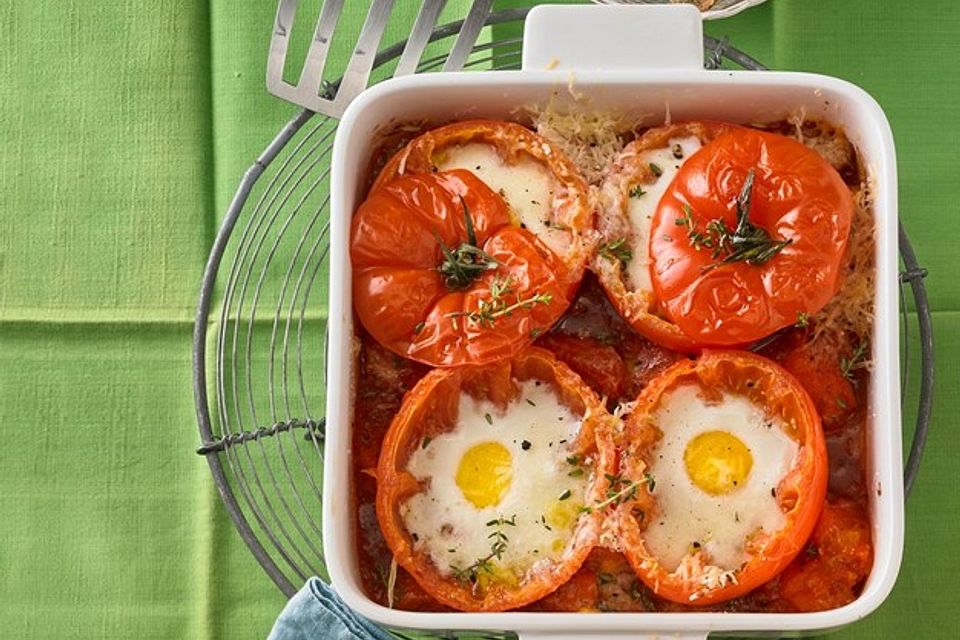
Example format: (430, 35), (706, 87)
(811, 181), (876, 346)
(673, 552), (738, 602)
(526, 104), (639, 186)
(613, 400), (639, 420)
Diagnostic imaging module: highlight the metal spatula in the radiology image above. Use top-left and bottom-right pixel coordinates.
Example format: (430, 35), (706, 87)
(267, 0), (493, 117)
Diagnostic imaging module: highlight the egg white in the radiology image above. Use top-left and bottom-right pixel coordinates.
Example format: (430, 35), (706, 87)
(644, 384), (798, 572)
(402, 379), (589, 580)
(623, 135), (702, 293)
(437, 143), (568, 257)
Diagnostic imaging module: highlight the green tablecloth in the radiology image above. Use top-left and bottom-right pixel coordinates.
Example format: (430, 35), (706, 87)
(1, 1), (955, 638)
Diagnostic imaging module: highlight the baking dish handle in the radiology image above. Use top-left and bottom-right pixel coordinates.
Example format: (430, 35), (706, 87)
(521, 3), (704, 72)
(517, 632), (708, 640)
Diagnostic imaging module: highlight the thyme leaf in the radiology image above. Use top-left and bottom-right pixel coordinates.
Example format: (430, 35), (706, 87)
(599, 237), (633, 266)
(628, 185), (646, 198)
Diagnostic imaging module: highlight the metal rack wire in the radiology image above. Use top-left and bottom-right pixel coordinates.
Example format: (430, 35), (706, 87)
(192, 6), (934, 626)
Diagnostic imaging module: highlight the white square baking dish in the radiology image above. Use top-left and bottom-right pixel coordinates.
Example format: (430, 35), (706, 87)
(325, 5), (902, 638)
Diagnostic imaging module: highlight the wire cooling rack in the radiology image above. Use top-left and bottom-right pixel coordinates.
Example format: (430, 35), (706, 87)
(193, 4), (934, 621)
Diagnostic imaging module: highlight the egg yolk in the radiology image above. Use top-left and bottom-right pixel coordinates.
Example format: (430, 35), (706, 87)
(455, 442), (513, 508)
(683, 430), (753, 495)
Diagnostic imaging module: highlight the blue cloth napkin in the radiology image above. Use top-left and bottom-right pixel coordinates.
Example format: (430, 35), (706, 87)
(267, 577), (397, 640)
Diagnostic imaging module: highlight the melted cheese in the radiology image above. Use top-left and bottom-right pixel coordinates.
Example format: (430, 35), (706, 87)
(437, 143), (567, 255)
(624, 136), (702, 293)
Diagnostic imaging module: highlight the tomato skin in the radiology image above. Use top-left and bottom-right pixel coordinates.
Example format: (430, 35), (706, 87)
(778, 500), (873, 611)
(649, 129), (854, 346)
(536, 333), (628, 400)
(778, 335), (857, 434)
(523, 569), (599, 612)
(375, 348), (618, 612)
(352, 170), (574, 366)
(619, 336), (684, 401)
(616, 350), (828, 606)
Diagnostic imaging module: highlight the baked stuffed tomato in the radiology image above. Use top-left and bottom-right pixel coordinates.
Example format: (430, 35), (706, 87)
(595, 122), (734, 352)
(352, 170), (575, 366)
(353, 120), (594, 367)
(614, 350), (828, 606)
(375, 348), (616, 611)
(649, 128), (854, 346)
(373, 119), (594, 283)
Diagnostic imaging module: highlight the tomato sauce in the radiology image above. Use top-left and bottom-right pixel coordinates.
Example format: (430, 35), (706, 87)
(351, 273), (873, 613)
(351, 118), (873, 614)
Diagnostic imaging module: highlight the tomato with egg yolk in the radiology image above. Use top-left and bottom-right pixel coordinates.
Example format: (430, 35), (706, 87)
(649, 128), (854, 346)
(615, 350), (828, 606)
(375, 348), (617, 611)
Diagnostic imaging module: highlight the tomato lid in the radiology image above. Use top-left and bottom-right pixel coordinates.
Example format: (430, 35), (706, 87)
(649, 129), (854, 346)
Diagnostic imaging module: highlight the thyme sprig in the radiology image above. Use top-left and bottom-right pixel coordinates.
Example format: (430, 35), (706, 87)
(450, 515), (516, 585)
(599, 237), (633, 266)
(579, 473), (655, 514)
(677, 170), (793, 270)
(717, 169), (793, 267)
(446, 276), (552, 329)
(435, 197), (499, 290)
(840, 340), (869, 381)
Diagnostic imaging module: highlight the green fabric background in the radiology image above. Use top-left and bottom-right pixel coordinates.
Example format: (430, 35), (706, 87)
(0, 0), (955, 638)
